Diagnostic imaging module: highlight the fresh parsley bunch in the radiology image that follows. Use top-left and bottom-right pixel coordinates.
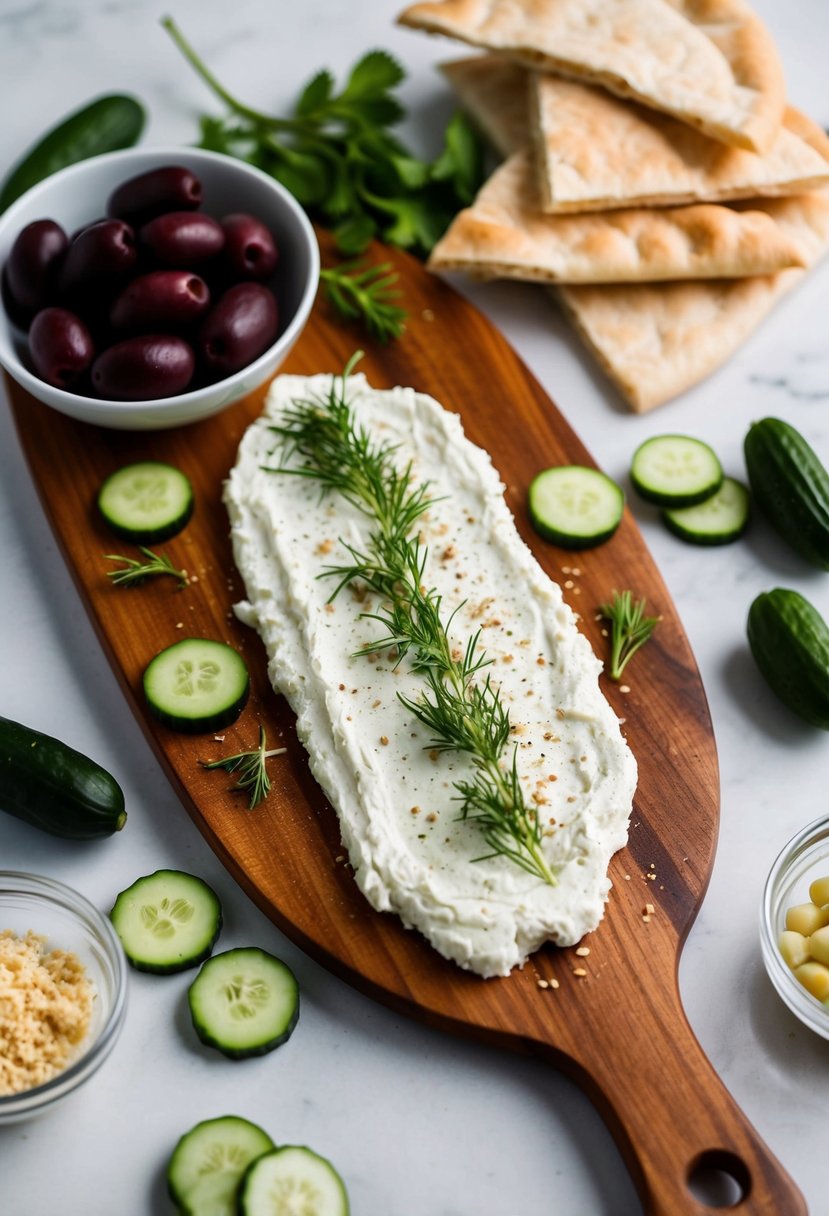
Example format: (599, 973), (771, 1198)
(163, 19), (485, 339)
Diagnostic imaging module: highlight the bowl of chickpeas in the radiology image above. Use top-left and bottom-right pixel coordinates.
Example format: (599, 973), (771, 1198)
(0, 147), (319, 430)
(761, 815), (829, 1038)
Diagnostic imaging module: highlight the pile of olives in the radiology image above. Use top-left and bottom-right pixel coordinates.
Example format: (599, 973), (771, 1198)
(3, 165), (281, 400)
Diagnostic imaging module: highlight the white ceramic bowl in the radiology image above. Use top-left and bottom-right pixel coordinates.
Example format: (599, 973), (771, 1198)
(0, 147), (319, 429)
(761, 814), (829, 1039)
(0, 872), (128, 1123)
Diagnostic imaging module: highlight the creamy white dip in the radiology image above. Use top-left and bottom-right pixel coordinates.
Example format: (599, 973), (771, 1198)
(225, 372), (636, 977)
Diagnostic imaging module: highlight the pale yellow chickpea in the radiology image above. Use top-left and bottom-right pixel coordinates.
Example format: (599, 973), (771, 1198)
(794, 961), (829, 1002)
(779, 929), (811, 970)
(808, 876), (829, 908)
(785, 902), (829, 937)
(808, 925), (829, 967)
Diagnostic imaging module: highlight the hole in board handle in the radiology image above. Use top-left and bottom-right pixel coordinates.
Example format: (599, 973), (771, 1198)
(686, 1149), (750, 1209)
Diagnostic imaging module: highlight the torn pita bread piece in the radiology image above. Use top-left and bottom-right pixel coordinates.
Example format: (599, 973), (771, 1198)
(440, 56), (528, 157)
(557, 191), (829, 411)
(429, 150), (807, 284)
(398, 0), (785, 153)
(530, 76), (829, 213)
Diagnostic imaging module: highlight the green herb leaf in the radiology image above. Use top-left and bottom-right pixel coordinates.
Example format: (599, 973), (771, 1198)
(430, 111), (485, 205)
(0, 94), (145, 213)
(296, 69), (335, 117)
(264, 359), (558, 886)
(319, 259), (407, 342)
(341, 50), (406, 101)
(599, 590), (661, 681)
(105, 547), (188, 589)
(201, 724), (286, 810)
(331, 212), (377, 256)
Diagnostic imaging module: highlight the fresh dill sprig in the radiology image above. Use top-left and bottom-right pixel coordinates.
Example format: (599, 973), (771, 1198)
(201, 725), (287, 809)
(105, 547), (188, 589)
(599, 590), (661, 681)
(264, 354), (557, 886)
(319, 259), (407, 343)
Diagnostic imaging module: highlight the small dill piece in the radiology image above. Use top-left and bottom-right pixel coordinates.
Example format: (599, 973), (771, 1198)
(319, 259), (407, 343)
(105, 547), (188, 588)
(599, 590), (660, 681)
(264, 354), (557, 885)
(201, 724), (287, 809)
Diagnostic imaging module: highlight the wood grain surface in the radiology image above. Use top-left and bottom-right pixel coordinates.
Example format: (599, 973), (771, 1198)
(7, 238), (805, 1215)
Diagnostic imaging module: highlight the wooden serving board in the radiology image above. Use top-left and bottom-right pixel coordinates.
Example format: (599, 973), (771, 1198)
(7, 240), (804, 1215)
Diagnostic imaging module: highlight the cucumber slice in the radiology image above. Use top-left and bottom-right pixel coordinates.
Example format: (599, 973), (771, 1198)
(630, 435), (723, 507)
(238, 1146), (349, 1216)
(98, 460), (194, 542)
(528, 465), (623, 549)
(143, 638), (249, 733)
(110, 869), (222, 974)
(188, 947), (299, 1059)
(663, 477), (750, 545)
(167, 1115), (275, 1216)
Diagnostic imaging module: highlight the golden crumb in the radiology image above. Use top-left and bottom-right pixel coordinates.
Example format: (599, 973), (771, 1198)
(380, 736), (389, 746)
(573, 968), (588, 978)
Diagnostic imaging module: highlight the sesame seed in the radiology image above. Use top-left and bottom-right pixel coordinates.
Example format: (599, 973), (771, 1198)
(573, 968), (587, 978)
(549, 978), (560, 989)
(537, 979), (549, 989)
(575, 946), (590, 957)
(644, 903), (655, 915)
(619, 684), (631, 694)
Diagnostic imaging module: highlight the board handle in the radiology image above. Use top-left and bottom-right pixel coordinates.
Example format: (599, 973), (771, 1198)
(529, 979), (806, 1215)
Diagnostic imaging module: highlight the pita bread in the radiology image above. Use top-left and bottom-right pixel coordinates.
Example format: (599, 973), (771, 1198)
(530, 77), (829, 212)
(398, 0), (785, 152)
(558, 192), (829, 410)
(429, 150), (807, 284)
(440, 56), (528, 157)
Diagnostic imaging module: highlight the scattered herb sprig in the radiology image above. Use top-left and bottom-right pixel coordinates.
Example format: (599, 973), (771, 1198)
(319, 259), (407, 343)
(163, 17), (483, 260)
(265, 354), (557, 886)
(600, 590), (660, 681)
(201, 725), (287, 809)
(105, 547), (188, 589)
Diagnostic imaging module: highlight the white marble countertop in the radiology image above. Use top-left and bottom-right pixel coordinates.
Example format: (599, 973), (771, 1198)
(2, 2), (829, 1213)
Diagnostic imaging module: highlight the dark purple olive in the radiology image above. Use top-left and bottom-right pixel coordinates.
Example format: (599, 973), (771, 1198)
(91, 334), (194, 400)
(6, 220), (68, 317)
(198, 283), (278, 377)
(110, 271), (211, 332)
(220, 213), (278, 280)
(107, 166), (202, 226)
(140, 212), (224, 268)
(59, 219), (137, 299)
(28, 307), (94, 388)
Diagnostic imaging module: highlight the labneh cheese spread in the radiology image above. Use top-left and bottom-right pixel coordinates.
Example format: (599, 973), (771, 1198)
(225, 372), (637, 977)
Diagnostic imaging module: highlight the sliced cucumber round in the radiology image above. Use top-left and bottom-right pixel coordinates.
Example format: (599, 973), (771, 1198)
(630, 435), (723, 507)
(188, 947), (299, 1059)
(238, 1146), (349, 1216)
(528, 465), (624, 549)
(110, 869), (222, 974)
(662, 477), (750, 545)
(167, 1115), (275, 1216)
(98, 460), (194, 543)
(143, 638), (249, 734)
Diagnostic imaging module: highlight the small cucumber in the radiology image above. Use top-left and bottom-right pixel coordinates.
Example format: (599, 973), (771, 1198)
(663, 477), (750, 545)
(143, 638), (249, 734)
(528, 465), (624, 548)
(631, 434), (723, 508)
(98, 460), (194, 544)
(167, 1115), (275, 1216)
(188, 947), (299, 1059)
(0, 715), (126, 839)
(747, 588), (829, 728)
(744, 417), (829, 569)
(238, 1146), (349, 1216)
(110, 869), (222, 973)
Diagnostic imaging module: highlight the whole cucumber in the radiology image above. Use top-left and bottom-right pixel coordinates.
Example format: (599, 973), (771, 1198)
(0, 715), (126, 838)
(744, 417), (829, 569)
(747, 589), (829, 729)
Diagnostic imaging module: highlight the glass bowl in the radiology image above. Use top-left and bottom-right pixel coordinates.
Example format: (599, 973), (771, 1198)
(761, 815), (829, 1039)
(0, 871), (128, 1123)
(0, 146), (319, 430)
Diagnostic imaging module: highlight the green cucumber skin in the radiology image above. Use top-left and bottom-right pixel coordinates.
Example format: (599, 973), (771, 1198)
(744, 418), (829, 569)
(747, 589), (829, 729)
(0, 715), (126, 839)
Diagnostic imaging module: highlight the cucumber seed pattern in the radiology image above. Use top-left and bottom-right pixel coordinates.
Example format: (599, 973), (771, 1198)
(269, 1176), (320, 1215)
(140, 896), (195, 939)
(224, 973), (271, 1020)
(199, 1141), (249, 1176)
(174, 658), (220, 699)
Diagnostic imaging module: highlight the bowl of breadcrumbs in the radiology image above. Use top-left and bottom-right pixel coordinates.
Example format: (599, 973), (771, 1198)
(0, 872), (127, 1123)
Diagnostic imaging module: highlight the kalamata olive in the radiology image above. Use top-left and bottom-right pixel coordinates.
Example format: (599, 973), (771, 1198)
(107, 166), (202, 226)
(29, 307), (94, 388)
(91, 334), (194, 400)
(6, 219), (68, 316)
(59, 219), (137, 299)
(198, 283), (278, 377)
(110, 271), (211, 332)
(220, 213), (278, 280)
(140, 212), (224, 268)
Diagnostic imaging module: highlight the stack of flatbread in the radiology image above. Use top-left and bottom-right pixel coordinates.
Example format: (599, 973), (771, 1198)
(397, 0), (829, 411)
